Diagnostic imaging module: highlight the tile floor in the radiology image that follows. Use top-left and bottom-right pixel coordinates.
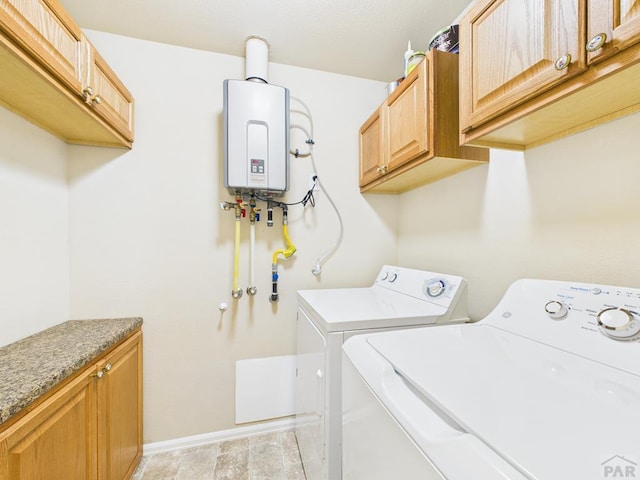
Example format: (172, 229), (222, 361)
(132, 429), (307, 480)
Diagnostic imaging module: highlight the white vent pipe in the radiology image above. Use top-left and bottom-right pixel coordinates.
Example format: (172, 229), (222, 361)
(245, 36), (269, 83)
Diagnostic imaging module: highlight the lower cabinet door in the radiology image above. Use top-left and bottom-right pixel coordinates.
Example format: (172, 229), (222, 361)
(97, 331), (143, 480)
(0, 371), (97, 480)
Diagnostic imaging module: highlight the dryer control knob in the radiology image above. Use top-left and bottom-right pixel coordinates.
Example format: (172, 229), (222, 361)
(388, 273), (398, 283)
(597, 307), (640, 339)
(425, 279), (446, 298)
(545, 300), (568, 319)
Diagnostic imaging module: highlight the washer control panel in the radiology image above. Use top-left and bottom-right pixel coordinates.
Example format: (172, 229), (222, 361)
(485, 279), (640, 375)
(544, 301), (640, 339)
(538, 284), (640, 342)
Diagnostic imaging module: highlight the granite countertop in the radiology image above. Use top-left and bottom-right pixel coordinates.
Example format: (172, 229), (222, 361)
(0, 318), (142, 426)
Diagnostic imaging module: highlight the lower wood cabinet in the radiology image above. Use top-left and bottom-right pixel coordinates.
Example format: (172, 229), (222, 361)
(0, 366), (97, 479)
(0, 330), (143, 480)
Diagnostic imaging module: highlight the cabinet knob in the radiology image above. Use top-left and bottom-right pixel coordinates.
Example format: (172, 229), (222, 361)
(104, 363), (112, 372)
(91, 95), (103, 106)
(554, 54), (572, 71)
(93, 369), (104, 379)
(376, 165), (388, 175)
(586, 33), (607, 52)
(82, 87), (94, 100)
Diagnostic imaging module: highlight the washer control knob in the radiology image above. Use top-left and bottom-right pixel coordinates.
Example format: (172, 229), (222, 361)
(425, 279), (446, 298)
(597, 307), (640, 339)
(388, 273), (398, 283)
(381, 272), (389, 281)
(545, 300), (568, 319)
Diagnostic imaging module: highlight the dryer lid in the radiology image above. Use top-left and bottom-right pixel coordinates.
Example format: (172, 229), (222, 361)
(367, 324), (640, 480)
(297, 287), (448, 332)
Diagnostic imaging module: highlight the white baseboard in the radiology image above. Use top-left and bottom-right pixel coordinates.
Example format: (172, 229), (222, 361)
(143, 417), (296, 455)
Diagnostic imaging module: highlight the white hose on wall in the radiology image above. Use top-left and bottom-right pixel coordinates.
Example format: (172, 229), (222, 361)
(290, 96), (344, 276)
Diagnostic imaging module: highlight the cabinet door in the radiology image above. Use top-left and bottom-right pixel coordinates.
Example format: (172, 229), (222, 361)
(97, 331), (143, 480)
(587, 0), (640, 63)
(385, 58), (429, 172)
(0, 371), (97, 480)
(359, 108), (384, 188)
(83, 37), (135, 142)
(460, 0), (586, 130)
(0, 0), (82, 93)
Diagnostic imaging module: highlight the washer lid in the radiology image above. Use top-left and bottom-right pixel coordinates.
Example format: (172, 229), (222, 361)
(367, 324), (640, 480)
(297, 287), (448, 332)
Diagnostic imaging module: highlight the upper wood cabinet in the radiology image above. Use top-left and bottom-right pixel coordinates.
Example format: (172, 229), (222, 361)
(460, 0), (587, 130)
(460, 0), (640, 149)
(0, 0), (134, 148)
(359, 50), (489, 194)
(587, 0), (640, 64)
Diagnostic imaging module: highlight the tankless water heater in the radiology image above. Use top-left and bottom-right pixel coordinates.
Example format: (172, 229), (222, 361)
(223, 79), (290, 195)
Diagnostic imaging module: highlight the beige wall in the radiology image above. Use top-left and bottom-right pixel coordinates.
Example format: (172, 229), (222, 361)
(398, 112), (640, 319)
(0, 108), (70, 347)
(68, 31), (398, 443)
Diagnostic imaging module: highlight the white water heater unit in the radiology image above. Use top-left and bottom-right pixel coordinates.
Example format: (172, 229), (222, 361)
(223, 79), (290, 195)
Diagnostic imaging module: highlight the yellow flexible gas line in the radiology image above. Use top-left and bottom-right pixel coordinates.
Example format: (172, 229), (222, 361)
(230, 194), (244, 299)
(270, 221), (297, 303)
(272, 224), (296, 264)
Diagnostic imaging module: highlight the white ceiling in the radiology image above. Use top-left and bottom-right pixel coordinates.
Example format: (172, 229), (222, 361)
(59, 0), (473, 82)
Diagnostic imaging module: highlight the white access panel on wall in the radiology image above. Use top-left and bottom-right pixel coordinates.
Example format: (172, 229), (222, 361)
(235, 355), (296, 423)
(223, 79), (290, 195)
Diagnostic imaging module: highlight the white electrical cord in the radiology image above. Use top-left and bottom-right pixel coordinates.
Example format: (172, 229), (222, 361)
(290, 96), (344, 276)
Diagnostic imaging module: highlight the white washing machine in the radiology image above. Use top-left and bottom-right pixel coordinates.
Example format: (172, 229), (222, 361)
(342, 278), (640, 479)
(295, 265), (469, 480)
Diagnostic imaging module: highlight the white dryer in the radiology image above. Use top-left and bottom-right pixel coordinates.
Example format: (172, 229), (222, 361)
(342, 278), (640, 479)
(295, 265), (468, 480)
